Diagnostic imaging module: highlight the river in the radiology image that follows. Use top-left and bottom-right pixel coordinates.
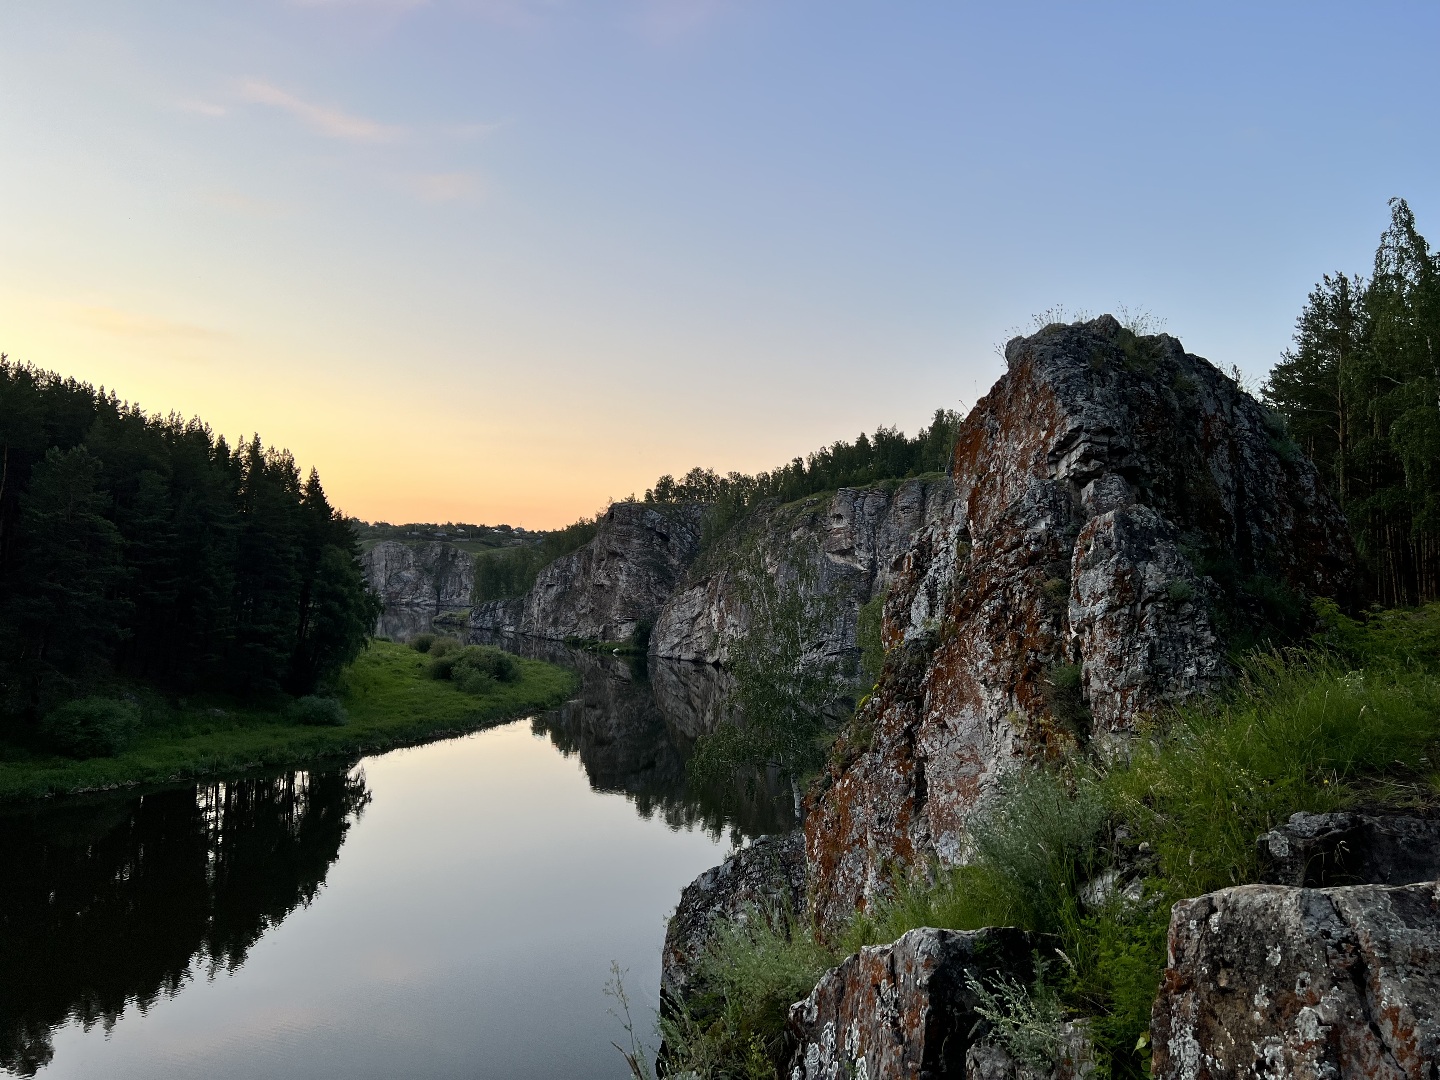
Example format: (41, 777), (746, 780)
(0, 639), (795, 1079)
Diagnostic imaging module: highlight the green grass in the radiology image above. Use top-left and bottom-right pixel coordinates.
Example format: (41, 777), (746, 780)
(0, 640), (578, 802)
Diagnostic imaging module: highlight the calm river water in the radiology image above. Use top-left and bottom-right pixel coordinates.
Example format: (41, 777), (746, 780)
(0, 639), (794, 1079)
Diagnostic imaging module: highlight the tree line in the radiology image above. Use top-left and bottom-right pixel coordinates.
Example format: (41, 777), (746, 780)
(472, 517), (599, 603)
(645, 408), (964, 546)
(470, 410), (965, 605)
(0, 358), (380, 741)
(1265, 198), (1440, 606)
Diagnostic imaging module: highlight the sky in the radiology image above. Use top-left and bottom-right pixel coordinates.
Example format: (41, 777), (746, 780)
(2, 2), (1438, 529)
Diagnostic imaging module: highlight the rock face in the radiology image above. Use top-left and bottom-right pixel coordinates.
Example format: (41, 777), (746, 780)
(786, 926), (1035, 1080)
(1258, 811), (1440, 889)
(1151, 881), (1440, 1079)
(362, 540), (474, 619)
(806, 317), (1355, 929)
(661, 833), (807, 1014)
(470, 503), (703, 643)
(652, 478), (955, 664)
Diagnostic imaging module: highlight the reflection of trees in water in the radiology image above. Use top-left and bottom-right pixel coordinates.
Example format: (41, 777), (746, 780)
(0, 770), (370, 1077)
(475, 633), (796, 841)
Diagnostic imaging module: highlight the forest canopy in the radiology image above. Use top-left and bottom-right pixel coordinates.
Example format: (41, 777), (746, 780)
(1265, 198), (1440, 606)
(0, 357), (380, 739)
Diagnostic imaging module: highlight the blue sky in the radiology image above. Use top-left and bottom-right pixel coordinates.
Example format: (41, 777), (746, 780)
(2, 1), (1436, 526)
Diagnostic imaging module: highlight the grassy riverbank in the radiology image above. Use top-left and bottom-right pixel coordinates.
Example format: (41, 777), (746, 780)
(0, 640), (577, 802)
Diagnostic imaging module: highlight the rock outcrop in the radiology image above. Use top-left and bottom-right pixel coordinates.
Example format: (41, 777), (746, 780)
(1257, 811), (1440, 889)
(786, 926), (1036, 1080)
(1151, 881), (1440, 1079)
(661, 833), (807, 1014)
(652, 478), (956, 665)
(470, 503), (703, 643)
(362, 540), (475, 628)
(805, 317), (1355, 928)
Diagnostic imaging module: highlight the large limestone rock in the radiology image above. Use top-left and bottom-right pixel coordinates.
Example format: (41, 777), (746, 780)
(786, 926), (1035, 1080)
(362, 540), (474, 615)
(652, 478), (955, 664)
(661, 833), (807, 1015)
(470, 502), (703, 642)
(1258, 811), (1440, 889)
(806, 317), (1354, 928)
(1151, 881), (1440, 1079)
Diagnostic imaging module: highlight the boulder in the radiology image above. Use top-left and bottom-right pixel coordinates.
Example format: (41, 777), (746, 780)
(470, 502), (704, 643)
(1151, 881), (1440, 1079)
(661, 833), (807, 1015)
(786, 926), (1035, 1080)
(1257, 811), (1440, 888)
(652, 478), (956, 665)
(805, 317), (1355, 929)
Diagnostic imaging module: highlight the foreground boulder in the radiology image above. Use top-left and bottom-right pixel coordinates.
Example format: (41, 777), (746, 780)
(1151, 881), (1440, 1079)
(471, 502), (703, 643)
(652, 478), (956, 664)
(661, 833), (807, 1015)
(1258, 811), (1440, 888)
(787, 926), (1035, 1080)
(806, 316), (1355, 928)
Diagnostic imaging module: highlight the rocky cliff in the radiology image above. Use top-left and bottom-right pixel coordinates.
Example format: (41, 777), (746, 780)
(805, 315), (1355, 928)
(470, 502), (704, 642)
(651, 477), (955, 664)
(362, 540), (475, 621)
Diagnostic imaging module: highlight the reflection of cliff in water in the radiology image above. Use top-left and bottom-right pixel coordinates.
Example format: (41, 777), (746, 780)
(375, 605), (441, 643)
(475, 633), (796, 841)
(0, 770), (370, 1077)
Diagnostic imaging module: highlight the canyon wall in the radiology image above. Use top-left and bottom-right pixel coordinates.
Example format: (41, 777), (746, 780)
(651, 477), (955, 664)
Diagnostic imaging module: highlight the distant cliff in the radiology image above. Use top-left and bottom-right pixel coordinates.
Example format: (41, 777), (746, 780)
(470, 502), (704, 642)
(362, 540), (475, 619)
(652, 477), (954, 664)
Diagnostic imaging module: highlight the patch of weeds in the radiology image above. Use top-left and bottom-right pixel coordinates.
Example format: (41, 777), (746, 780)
(856, 596), (885, 684)
(967, 967), (1066, 1070)
(1166, 579), (1195, 604)
(1041, 662), (1090, 743)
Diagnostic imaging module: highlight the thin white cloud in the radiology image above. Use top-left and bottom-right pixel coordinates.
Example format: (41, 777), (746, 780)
(403, 171), (486, 203)
(237, 78), (401, 143)
(176, 98), (228, 117)
(446, 120), (506, 141)
(205, 190), (288, 218)
(67, 304), (229, 343)
(289, 0), (429, 8)
(636, 0), (732, 43)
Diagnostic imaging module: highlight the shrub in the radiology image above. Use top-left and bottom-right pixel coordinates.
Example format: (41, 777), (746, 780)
(41, 697), (141, 758)
(430, 645), (520, 690)
(428, 636), (462, 660)
(411, 633), (436, 653)
(288, 695), (349, 727)
(856, 596), (885, 683)
(663, 909), (836, 1078)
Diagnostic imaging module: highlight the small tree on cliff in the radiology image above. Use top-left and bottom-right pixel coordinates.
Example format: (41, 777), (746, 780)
(688, 544), (852, 813)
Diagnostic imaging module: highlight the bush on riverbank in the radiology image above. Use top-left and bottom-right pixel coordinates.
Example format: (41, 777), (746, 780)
(662, 600), (1440, 1079)
(0, 640), (576, 802)
(40, 697), (141, 758)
